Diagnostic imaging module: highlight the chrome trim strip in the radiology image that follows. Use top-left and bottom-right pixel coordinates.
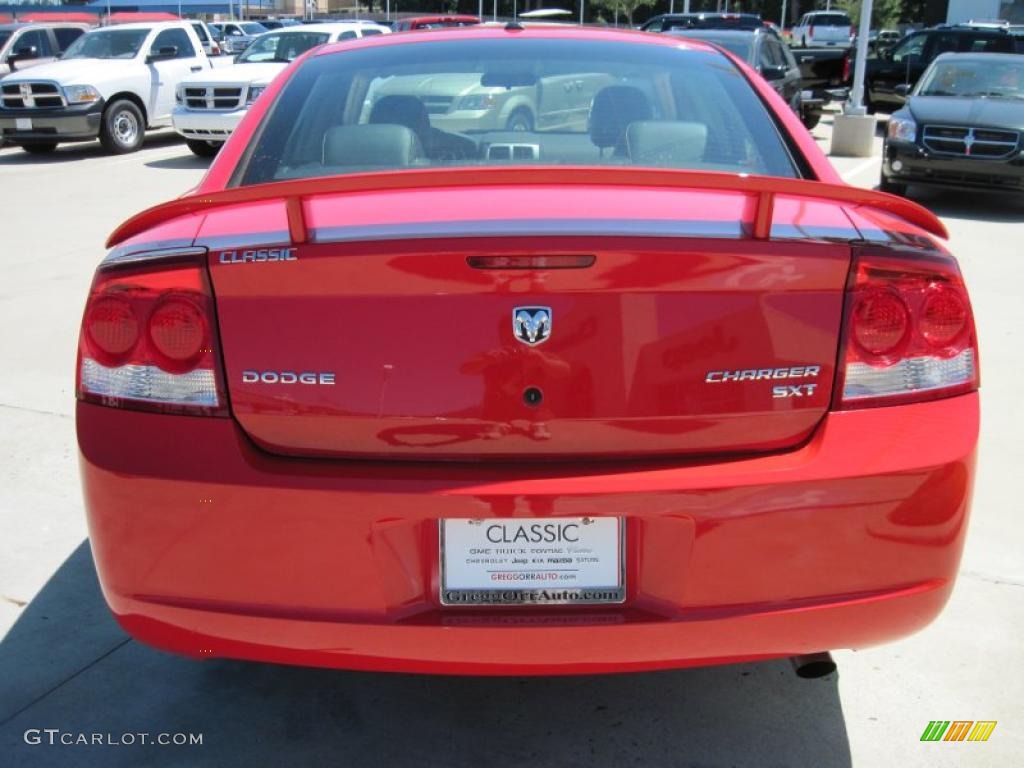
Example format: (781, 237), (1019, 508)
(102, 244), (207, 268)
(196, 231), (292, 251)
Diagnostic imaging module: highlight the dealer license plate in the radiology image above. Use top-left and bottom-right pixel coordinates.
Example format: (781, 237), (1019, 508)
(15, 118), (32, 130)
(440, 517), (625, 606)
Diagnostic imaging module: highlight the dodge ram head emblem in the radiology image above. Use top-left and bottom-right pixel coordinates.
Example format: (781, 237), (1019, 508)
(513, 306), (552, 346)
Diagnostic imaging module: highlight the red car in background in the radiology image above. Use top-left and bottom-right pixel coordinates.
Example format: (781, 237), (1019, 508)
(392, 14), (480, 31)
(77, 27), (979, 676)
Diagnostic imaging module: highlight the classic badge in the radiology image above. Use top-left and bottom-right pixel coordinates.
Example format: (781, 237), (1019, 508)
(513, 306), (552, 346)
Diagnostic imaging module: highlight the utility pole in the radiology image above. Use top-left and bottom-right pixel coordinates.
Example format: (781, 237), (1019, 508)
(848, 0), (873, 113)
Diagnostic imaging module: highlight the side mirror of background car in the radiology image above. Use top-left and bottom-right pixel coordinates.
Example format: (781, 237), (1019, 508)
(9, 45), (39, 63)
(146, 46), (178, 63)
(762, 64), (790, 81)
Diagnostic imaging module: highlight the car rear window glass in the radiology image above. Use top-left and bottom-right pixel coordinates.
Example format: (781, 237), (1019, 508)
(812, 13), (851, 26)
(238, 38), (798, 185)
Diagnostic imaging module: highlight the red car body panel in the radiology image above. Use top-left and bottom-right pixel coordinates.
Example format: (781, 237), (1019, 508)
(78, 27), (979, 674)
(80, 393), (976, 674)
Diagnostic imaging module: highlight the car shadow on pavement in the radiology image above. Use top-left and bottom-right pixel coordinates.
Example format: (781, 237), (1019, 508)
(145, 154), (212, 170)
(0, 134), (184, 166)
(1, 543), (853, 768)
(908, 188), (1024, 224)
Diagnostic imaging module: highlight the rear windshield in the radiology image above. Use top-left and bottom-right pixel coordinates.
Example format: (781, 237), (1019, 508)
(238, 38), (797, 186)
(811, 13), (851, 26)
(237, 30), (330, 63)
(240, 23), (268, 36)
(63, 29), (149, 60)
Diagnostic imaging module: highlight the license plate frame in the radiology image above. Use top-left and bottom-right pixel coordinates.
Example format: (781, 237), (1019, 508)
(439, 517), (626, 607)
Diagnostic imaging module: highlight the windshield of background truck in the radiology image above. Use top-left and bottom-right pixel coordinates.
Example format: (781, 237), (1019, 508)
(918, 58), (1024, 99)
(63, 28), (150, 60)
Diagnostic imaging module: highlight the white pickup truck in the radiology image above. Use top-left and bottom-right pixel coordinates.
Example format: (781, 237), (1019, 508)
(0, 22), (211, 154)
(172, 22), (388, 156)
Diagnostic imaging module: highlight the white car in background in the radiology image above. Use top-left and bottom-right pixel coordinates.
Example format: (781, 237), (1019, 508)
(173, 22), (389, 156)
(209, 21), (269, 54)
(791, 11), (854, 48)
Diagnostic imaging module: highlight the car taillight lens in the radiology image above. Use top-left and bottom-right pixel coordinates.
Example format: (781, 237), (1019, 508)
(842, 53), (851, 83)
(76, 249), (227, 416)
(835, 247), (979, 409)
(809, 24), (815, 37)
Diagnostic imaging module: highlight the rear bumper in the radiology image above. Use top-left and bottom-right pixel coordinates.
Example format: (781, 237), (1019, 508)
(78, 393), (978, 675)
(884, 139), (1024, 193)
(0, 102), (104, 142)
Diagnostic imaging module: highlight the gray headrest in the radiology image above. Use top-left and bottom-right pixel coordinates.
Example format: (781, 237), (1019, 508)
(589, 85), (653, 150)
(322, 124), (423, 168)
(625, 121), (708, 166)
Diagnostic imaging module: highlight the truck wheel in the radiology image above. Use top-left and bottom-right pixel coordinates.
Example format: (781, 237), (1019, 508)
(186, 139), (222, 158)
(802, 111), (821, 130)
(100, 100), (145, 154)
(21, 142), (58, 154)
(505, 108), (534, 132)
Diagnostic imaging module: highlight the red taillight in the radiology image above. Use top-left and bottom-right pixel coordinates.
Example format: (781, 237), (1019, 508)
(835, 247), (979, 409)
(809, 24), (815, 38)
(842, 53), (851, 82)
(850, 25), (856, 38)
(851, 290), (910, 359)
(148, 297), (207, 371)
(77, 248), (227, 416)
(85, 297), (140, 364)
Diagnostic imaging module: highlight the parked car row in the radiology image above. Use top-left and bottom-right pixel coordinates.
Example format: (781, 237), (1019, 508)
(646, 12), (849, 130)
(173, 21), (389, 156)
(0, 22), (212, 154)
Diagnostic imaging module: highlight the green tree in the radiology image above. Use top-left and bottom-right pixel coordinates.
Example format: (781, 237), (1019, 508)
(591, 0), (658, 26)
(835, 0), (903, 28)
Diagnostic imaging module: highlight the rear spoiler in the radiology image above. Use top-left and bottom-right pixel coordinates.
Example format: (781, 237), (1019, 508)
(106, 166), (947, 248)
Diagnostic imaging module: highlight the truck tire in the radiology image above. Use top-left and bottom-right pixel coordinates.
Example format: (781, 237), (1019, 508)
(186, 139), (222, 158)
(802, 111), (821, 130)
(505, 108), (534, 132)
(21, 142), (58, 154)
(100, 99), (145, 154)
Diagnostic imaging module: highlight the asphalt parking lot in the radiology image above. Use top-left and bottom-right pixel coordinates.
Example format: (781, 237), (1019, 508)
(1, 116), (1021, 767)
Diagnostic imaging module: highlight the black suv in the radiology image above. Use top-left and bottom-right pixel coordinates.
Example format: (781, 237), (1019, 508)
(866, 24), (1024, 112)
(641, 13), (763, 33)
(665, 26), (812, 126)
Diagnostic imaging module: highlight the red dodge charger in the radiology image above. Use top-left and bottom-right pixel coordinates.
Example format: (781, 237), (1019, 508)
(77, 27), (979, 676)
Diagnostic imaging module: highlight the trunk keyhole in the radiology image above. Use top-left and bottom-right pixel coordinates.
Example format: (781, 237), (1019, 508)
(523, 387), (543, 407)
